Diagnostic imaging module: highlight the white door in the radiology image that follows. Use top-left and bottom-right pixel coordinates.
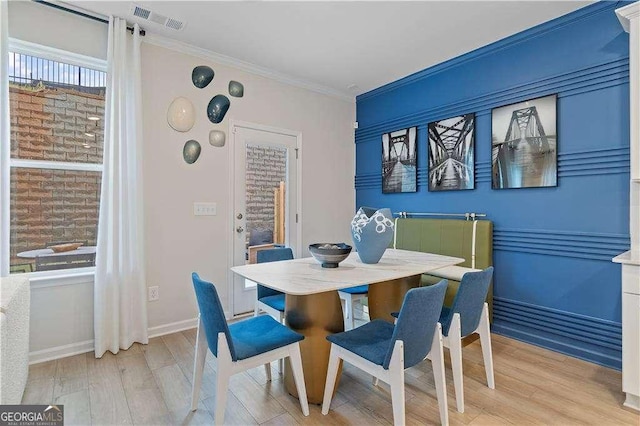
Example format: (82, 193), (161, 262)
(231, 123), (300, 316)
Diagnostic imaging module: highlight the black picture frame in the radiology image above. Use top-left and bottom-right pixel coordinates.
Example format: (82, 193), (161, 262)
(427, 113), (476, 191)
(381, 127), (417, 193)
(491, 94), (558, 189)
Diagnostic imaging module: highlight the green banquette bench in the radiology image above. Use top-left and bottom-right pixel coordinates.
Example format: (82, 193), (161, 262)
(393, 218), (494, 318)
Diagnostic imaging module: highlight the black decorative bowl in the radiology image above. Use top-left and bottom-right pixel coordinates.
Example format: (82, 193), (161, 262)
(309, 243), (352, 268)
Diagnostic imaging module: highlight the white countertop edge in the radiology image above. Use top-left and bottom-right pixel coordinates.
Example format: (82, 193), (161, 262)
(612, 250), (640, 266)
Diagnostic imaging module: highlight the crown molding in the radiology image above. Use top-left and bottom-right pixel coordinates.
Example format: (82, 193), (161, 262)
(142, 34), (354, 103)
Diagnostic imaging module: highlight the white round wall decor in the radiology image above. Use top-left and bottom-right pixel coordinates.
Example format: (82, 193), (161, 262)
(167, 97), (196, 132)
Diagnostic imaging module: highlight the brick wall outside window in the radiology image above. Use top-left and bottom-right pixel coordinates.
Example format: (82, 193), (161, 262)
(9, 84), (105, 272)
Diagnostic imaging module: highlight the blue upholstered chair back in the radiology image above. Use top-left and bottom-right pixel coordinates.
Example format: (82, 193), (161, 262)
(442, 267), (494, 337)
(384, 279), (448, 369)
(256, 247), (293, 300)
(192, 273), (238, 361)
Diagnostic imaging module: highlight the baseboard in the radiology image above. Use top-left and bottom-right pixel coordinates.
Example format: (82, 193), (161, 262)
(493, 296), (622, 370)
(28, 317), (199, 364)
(147, 317), (198, 339)
(29, 340), (95, 365)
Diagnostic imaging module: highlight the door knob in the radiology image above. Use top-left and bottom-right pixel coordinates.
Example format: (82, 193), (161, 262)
(236, 226), (244, 233)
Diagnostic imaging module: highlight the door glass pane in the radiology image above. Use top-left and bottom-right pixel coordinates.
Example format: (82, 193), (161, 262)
(245, 143), (287, 265)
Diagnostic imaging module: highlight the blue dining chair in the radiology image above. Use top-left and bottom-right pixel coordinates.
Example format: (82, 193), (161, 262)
(321, 280), (449, 426)
(439, 266), (494, 413)
(190, 273), (309, 424)
(254, 247), (293, 375)
(254, 247), (293, 323)
(338, 285), (368, 330)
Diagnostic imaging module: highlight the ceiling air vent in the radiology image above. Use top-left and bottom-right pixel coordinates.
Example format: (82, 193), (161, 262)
(132, 5), (150, 19)
(129, 5), (185, 31)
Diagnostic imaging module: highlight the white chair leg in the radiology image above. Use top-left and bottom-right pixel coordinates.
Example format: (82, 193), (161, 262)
(351, 297), (357, 330)
(321, 344), (341, 415)
(389, 341), (406, 426)
(449, 314), (464, 413)
(289, 343), (310, 416)
(254, 301), (260, 317)
(431, 323), (449, 426)
(214, 368), (230, 425)
(345, 297), (353, 331)
(191, 315), (208, 411)
(478, 303), (495, 389)
(264, 362), (272, 382)
(214, 333), (233, 425)
(278, 311), (285, 374)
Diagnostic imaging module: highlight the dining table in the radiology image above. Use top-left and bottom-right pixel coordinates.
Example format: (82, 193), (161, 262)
(17, 246), (97, 259)
(231, 248), (464, 404)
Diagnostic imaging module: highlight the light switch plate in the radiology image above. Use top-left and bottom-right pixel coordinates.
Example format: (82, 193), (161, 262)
(194, 202), (217, 216)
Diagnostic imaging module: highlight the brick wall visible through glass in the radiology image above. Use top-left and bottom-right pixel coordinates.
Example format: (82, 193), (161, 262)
(9, 168), (101, 271)
(9, 82), (105, 273)
(245, 144), (287, 245)
(9, 85), (105, 163)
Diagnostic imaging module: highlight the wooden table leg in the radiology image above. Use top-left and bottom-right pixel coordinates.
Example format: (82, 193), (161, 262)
(284, 291), (344, 404)
(367, 274), (422, 323)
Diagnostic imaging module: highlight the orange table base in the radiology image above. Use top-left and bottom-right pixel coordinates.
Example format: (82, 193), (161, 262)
(282, 275), (422, 403)
(284, 290), (344, 404)
(367, 274), (422, 323)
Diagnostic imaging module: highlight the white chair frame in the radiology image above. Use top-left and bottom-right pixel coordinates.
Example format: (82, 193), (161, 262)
(321, 323), (449, 426)
(254, 299), (285, 323)
(443, 302), (494, 413)
(191, 315), (309, 424)
(337, 290), (368, 331)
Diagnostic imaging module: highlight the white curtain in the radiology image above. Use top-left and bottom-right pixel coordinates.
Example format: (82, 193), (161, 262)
(94, 18), (147, 357)
(0, 1), (10, 278)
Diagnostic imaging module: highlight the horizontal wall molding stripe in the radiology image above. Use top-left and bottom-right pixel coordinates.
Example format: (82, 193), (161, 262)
(492, 296), (621, 369)
(355, 58), (628, 143)
(355, 147), (630, 189)
(358, 1), (621, 101)
(494, 228), (630, 260)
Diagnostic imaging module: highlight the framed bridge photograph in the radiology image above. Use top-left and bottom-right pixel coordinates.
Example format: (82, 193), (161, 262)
(382, 127), (417, 193)
(427, 113), (475, 191)
(491, 94), (558, 189)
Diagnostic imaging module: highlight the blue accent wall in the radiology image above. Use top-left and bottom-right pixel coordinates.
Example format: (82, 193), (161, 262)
(355, 2), (630, 369)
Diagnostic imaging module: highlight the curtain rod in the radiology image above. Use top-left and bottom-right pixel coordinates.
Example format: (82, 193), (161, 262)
(34, 1), (146, 36)
(394, 212), (487, 221)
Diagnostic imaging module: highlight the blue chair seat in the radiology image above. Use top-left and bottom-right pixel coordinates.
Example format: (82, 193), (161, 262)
(258, 294), (285, 312)
(339, 285), (369, 294)
(326, 319), (395, 367)
(229, 315), (303, 360)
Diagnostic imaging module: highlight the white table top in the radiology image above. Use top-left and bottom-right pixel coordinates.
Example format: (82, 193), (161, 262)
(231, 249), (464, 295)
(17, 246), (96, 258)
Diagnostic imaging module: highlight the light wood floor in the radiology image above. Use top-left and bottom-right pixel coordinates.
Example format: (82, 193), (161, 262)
(23, 327), (639, 425)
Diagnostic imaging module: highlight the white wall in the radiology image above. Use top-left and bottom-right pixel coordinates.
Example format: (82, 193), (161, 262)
(141, 41), (355, 329)
(23, 37), (355, 359)
(7, 1), (107, 60)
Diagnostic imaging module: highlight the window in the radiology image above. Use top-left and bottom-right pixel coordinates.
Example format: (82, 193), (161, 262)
(7, 45), (106, 274)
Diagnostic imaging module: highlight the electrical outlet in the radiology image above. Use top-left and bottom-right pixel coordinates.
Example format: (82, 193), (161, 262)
(148, 286), (159, 301)
(194, 202), (217, 216)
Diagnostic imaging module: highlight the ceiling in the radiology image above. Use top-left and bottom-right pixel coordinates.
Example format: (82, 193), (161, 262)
(70, 1), (593, 99)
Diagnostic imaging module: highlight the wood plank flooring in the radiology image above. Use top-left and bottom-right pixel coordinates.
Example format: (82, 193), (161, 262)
(23, 327), (639, 425)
